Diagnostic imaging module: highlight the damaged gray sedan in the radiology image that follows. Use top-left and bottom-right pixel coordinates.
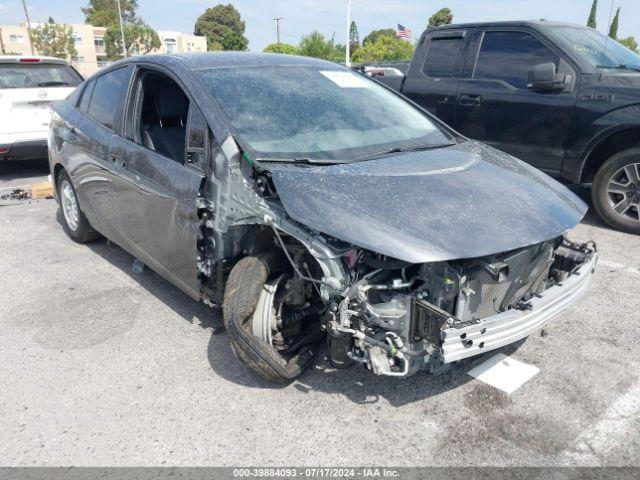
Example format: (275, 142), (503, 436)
(48, 53), (597, 381)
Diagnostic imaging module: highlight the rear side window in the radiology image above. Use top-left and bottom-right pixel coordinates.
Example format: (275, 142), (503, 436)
(474, 31), (559, 89)
(0, 63), (82, 89)
(423, 37), (464, 78)
(87, 66), (132, 131)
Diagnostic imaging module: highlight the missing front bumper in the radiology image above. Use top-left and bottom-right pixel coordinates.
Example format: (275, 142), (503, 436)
(440, 251), (598, 363)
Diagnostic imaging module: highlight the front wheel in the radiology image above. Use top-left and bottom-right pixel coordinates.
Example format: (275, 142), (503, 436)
(57, 170), (99, 243)
(592, 149), (640, 234)
(222, 255), (317, 382)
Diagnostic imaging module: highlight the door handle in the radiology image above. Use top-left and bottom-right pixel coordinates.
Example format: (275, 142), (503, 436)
(458, 94), (482, 106)
(110, 155), (126, 169)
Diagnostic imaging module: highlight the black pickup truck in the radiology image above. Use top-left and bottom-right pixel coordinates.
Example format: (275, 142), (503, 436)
(374, 21), (640, 233)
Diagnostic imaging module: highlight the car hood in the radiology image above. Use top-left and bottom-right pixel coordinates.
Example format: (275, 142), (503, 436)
(266, 141), (587, 263)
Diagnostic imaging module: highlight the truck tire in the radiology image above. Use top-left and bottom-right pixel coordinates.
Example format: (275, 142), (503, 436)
(592, 149), (640, 234)
(57, 170), (100, 243)
(222, 255), (314, 382)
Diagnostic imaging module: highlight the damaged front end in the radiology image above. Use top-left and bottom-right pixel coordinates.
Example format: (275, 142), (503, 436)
(200, 137), (596, 380)
(318, 238), (597, 377)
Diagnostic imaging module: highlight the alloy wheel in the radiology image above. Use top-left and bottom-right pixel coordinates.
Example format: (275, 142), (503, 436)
(606, 162), (640, 223)
(61, 179), (80, 231)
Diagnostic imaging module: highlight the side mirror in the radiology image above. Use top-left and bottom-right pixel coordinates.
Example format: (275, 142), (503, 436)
(527, 63), (569, 92)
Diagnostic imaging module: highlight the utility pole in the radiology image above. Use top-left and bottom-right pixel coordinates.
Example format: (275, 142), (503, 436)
(273, 17), (283, 44)
(116, 0), (127, 58)
(21, 0), (35, 55)
(345, 0), (351, 66)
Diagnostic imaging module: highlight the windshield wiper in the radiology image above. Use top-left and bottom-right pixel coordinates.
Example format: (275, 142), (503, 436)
(37, 81), (71, 86)
(597, 64), (640, 72)
(350, 142), (456, 161)
(256, 157), (343, 165)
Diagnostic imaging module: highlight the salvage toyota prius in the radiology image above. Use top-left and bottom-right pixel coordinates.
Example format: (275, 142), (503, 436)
(48, 53), (597, 381)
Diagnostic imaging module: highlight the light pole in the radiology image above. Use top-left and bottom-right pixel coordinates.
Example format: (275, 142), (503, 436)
(21, 0), (35, 55)
(273, 17), (283, 44)
(345, 0), (351, 66)
(115, 0), (127, 58)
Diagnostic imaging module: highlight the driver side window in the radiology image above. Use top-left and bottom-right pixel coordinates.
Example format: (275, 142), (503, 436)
(133, 70), (191, 164)
(473, 31), (559, 89)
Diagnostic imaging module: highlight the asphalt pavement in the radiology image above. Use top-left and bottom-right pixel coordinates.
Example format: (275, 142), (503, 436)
(0, 159), (638, 466)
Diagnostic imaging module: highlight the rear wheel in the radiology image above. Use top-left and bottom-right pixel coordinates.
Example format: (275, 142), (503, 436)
(57, 170), (99, 243)
(222, 255), (318, 382)
(592, 149), (640, 234)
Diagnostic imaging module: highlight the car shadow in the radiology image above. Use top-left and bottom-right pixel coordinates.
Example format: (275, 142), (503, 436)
(56, 210), (527, 405)
(568, 185), (609, 229)
(0, 158), (49, 183)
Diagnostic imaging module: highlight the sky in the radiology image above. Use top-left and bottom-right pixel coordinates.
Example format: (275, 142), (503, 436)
(1, 0), (638, 52)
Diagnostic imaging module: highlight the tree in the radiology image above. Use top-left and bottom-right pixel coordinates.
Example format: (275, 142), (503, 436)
(31, 21), (77, 60)
(297, 31), (345, 63)
(194, 4), (248, 51)
(349, 21), (360, 55)
(428, 8), (453, 28)
(104, 21), (160, 59)
(351, 34), (414, 63)
(82, 0), (138, 27)
(587, 0), (597, 28)
(263, 43), (297, 55)
(619, 36), (639, 53)
(608, 7), (620, 39)
(362, 28), (396, 46)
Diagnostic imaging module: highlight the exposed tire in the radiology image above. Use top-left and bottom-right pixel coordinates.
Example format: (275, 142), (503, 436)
(592, 149), (640, 234)
(57, 169), (99, 243)
(222, 255), (314, 382)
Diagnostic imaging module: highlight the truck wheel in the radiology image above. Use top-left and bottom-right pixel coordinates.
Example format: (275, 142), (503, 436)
(222, 255), (315, 382)
(57, 170), (99, 243)
(592, 149), (640, 234)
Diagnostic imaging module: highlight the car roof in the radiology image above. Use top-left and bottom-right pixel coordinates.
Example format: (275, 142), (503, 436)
(118, 52), (341, 71)
(427, 20), (591, 32)
(0, 55), (70, 65)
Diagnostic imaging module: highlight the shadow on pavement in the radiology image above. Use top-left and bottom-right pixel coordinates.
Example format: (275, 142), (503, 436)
(0, 158), (50, 184)
(568, 185), (608, 229)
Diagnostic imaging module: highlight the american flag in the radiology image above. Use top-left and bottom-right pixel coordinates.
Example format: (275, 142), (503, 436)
(396, 23), (412, 40)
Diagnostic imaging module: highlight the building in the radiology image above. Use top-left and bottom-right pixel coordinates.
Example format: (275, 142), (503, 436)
(156, 31), (206, 55)
(0, 23), (207, 78)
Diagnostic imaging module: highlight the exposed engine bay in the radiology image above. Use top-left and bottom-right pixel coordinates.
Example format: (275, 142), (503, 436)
(244, 229), (596, 378)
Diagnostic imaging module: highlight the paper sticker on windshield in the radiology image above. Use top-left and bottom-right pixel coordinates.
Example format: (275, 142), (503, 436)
(319, 70), (370, 88)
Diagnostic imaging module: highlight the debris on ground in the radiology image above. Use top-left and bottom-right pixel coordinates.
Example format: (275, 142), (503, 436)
(0, 182), (54, 206)
(0, 188), (30, 201)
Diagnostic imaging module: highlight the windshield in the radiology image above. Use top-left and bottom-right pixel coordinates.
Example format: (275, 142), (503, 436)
(0, 63), (83, 89)
(198, 65), (453, 161)
(547, 26), (640, 70)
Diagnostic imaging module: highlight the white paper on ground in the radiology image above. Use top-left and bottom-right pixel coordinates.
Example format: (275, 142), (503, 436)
(467, 353), (540, 394)
(319, 70), (370, 88)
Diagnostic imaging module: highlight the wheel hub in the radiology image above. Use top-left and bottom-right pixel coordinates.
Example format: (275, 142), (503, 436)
(60, 180), (80, 231)
(606, 162), (640, 222)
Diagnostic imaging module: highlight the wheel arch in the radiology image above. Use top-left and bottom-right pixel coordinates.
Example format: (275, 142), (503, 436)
(52, 163), (66, 200)
(579, 125), (640, 184)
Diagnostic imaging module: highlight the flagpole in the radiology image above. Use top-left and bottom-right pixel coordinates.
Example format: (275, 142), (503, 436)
(345, 0), (351, 67)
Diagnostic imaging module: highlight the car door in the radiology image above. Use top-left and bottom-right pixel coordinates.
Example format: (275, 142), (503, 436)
(58, 66), (133, 240)
(402, 30), (468, 126)
(108, 66), (206, 299)
(452, 28), (578, 176)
